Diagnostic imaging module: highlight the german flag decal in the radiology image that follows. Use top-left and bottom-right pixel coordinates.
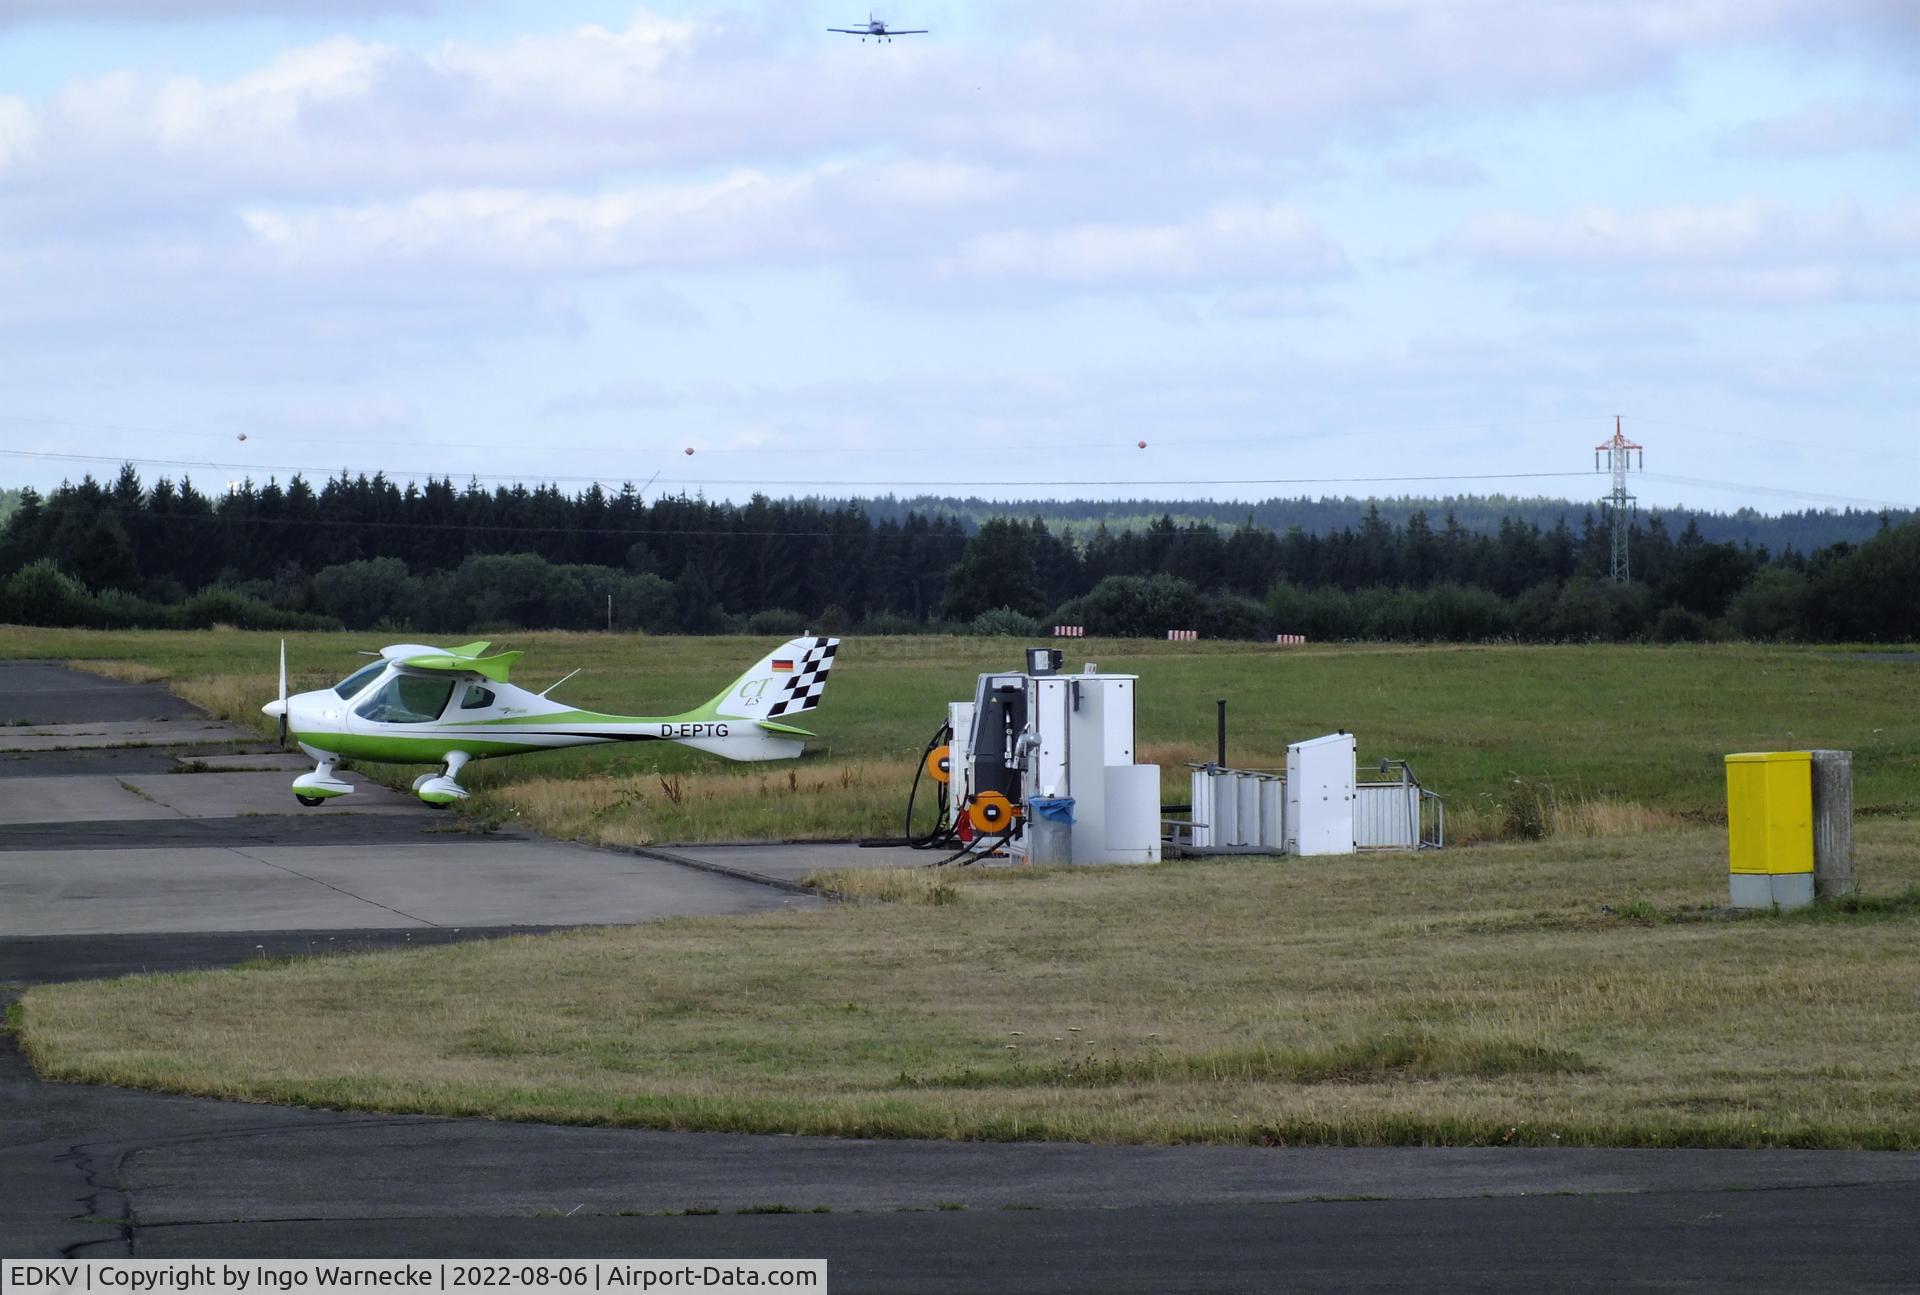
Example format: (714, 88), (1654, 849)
(771, 659), (795, 672)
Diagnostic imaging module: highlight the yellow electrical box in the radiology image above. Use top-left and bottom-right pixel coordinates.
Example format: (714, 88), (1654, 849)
(1725, 751), (1812, 876)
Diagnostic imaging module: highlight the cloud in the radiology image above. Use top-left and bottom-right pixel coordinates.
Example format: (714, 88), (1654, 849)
(935, 202), (1347, 288)
(1211, 285), (1345, 319)
(1719, 97), (1916, 156)
(0, 0), (436, 23)
(992, 0), (1920, 141)
(1643, 266), (1920, 306)
(1444, 199), (1920, 309)
(238, 174), (825, 271)
(216, 392), (424, 444)
(1448, 199), (1920, 267)
(542, 380), (741, 417)
(1386, 154), (1489, 187)
(7, 2), (1916, 206)
(623, 284), (706, 327)
(0, 232), (589, 381)
(231, 157), (1013, 274)
(0, 94), (37, 171)
(3, 0), (1918, 413)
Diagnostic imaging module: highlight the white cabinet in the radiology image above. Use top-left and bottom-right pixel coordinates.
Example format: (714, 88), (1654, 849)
(1286, 732), (1356, 856)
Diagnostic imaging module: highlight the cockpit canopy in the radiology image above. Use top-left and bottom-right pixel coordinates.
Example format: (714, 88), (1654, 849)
(355, 673), (457, 724)
(325, 642), (518, 719)
(332, 660), (386, 700)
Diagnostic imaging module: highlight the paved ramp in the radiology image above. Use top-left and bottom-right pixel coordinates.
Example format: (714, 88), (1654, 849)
(0, 660), (207, 724)
(641, 840), (928, 886)
(0, 661), (816, 937)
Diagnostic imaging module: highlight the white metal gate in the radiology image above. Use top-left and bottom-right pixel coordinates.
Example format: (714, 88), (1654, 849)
(1181, 764), (1444, 853)
(1353, 779), (1444, 850)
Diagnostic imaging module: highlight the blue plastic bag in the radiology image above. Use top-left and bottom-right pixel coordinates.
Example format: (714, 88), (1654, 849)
(1028, 796), (1075, 825)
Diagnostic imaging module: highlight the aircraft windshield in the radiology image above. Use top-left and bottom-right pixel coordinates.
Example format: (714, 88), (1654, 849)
(355, 675), (456, 725)
(333, 661), (386, 700)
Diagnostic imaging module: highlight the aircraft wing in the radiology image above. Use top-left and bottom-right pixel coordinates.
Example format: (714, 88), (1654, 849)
(826, 27), (867, 33)
(399, 649), (524, 683)
(888, 29), (928, 33)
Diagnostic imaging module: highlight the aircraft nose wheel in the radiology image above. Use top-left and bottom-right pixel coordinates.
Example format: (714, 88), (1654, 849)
(292, 758), (352, 806)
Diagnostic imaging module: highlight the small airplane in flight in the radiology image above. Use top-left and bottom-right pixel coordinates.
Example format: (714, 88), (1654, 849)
(262, 636), (838, 807)
(829, 14), (926, 41)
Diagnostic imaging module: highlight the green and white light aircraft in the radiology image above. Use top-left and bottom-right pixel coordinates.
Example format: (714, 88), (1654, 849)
(262, 636), (838, 806)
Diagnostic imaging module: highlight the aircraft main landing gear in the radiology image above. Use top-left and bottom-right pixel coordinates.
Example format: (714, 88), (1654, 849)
(415, 750), (472, 807)
(291, 757), (353, 806)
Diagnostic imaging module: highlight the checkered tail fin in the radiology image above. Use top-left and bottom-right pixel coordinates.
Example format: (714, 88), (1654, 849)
(705, 636), (840, 722)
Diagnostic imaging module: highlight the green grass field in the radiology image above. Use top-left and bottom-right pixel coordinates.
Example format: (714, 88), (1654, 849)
(7, 626), (1920, 1148)
(18, 822), (1920, 1148)
(6, 627), (1918, 843)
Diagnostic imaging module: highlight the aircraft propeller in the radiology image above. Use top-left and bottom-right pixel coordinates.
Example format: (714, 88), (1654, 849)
(277, 638), (289, 747)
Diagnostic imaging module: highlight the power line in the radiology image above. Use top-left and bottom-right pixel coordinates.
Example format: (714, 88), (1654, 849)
(1623, 415), (1920, 466)
(9, 438), (1908, 511)
(0, 448), (651, 489)
(1638, 472), (1907, 512)
(15, 505), (949, 541)
(0, 447), (1601, 491)
(0, 411), (1610, 459)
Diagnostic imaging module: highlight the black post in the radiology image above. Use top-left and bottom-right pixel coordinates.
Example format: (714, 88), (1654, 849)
(1216, 698), (1227, 769)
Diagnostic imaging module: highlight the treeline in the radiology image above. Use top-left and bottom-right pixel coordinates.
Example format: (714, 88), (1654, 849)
(946, 511), (1920, 643)
(0, 468), (965, 628)
(859, 493), (1910, 553)
(0, 467), (1916, 642)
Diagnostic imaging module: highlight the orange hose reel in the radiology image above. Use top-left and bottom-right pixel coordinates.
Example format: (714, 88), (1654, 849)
(967, 790), (1018, 834)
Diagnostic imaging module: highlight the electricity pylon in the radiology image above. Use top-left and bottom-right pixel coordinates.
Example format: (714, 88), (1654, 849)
(1594, 416), (1643, 582)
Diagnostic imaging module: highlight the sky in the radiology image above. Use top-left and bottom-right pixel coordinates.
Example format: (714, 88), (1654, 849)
(0, 0), (1916, 512)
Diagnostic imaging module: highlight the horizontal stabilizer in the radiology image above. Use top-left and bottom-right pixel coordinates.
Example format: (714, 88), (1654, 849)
(756, 718), (817, 738)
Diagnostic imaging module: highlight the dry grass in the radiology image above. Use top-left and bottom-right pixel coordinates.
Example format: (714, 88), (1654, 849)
(475, 761), (907, 845)
(1447, 797), (1684, 845)
(1550, 799), (1684, 838)
(172, 673), (278, 728)
(20, 818), (1920, 1149)
(1137, 741), (1218, 773)
(67, 659), (171, 684)
(804, 866), (966, 906)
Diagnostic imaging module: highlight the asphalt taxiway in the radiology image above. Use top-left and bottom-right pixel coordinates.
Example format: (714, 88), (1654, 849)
(0, 663), (811, 936)
(4, 660), (1919, 1290)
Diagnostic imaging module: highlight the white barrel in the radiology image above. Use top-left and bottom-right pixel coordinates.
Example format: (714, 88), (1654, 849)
(1235, 775), (1260, 848)
(1258, 777), (1284, 850)
(1210, 771), (1239, 845)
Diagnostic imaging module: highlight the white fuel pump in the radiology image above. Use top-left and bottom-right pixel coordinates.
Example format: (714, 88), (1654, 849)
(927, 648), (1160, 866)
